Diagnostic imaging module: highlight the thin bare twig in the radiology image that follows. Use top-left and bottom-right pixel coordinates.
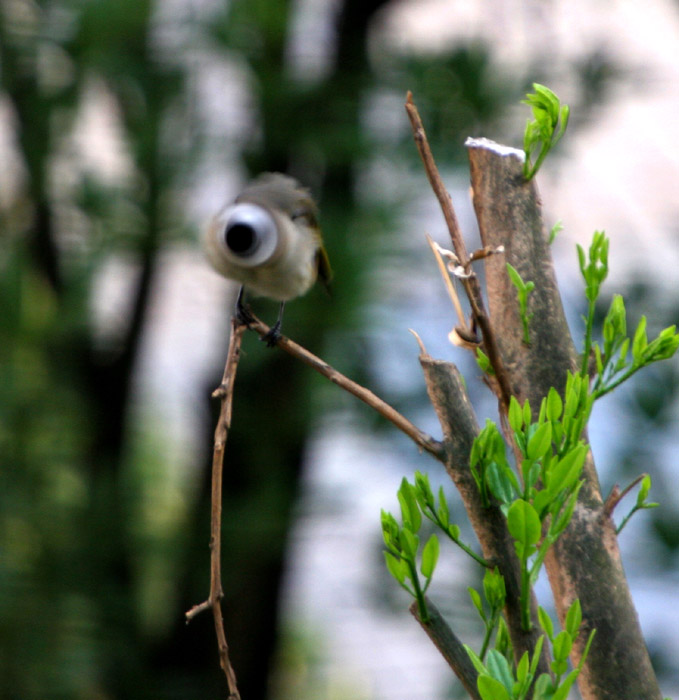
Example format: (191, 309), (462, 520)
(244, 314), (445, 461)
(603, 473), (647, 518)
(186, 318), (245, 700)
(405, 91), (513, 410)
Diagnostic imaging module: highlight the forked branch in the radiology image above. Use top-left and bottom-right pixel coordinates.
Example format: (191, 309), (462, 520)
(185, 318), (245, 700)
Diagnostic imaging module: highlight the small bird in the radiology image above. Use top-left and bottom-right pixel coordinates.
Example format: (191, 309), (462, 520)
(205, 173), (332, 345)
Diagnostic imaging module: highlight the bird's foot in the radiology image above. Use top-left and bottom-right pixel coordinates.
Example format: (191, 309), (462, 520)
(234, 287), (255, 327)
(261, 321), (282, 347)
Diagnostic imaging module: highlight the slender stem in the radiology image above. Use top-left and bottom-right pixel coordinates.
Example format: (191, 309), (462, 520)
(479, 613), (497, 661)
(185, 318), (245, 700)
(244, 313), (446, 461)
(592, 364), (639, 400)
(580, 297), (596, 378)
(615, 505), (640, 535)
(408, 559), (429, 623)
(520, 563), (531, 632)
(451, 535), (493, 568)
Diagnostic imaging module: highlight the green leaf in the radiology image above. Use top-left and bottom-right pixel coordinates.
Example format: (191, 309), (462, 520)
(486, 650), (515, 692)
(507, 499), (541, 552)
(637, 474), (651, 505)
(506, 262), (525, 291)
(478, 675), (511, 700)
(549, 220), (563, 245)
(552, 630), (573, 665)
(421, 534), (439, 579)
(522, 399), (533, 428)
(529, 635), (546, 676)
(538, 607), (554, 640)
(447, 523), (461, 540)
(615, 337), (630, 371)
(532, 489), (552, 518)
(533, 673), (555, 698)
(603, 294), (627, 352)
(516, 650), (530, 683)
(477, 348), (495, 375)
(527, 422), (552, 460)
(565, 598), (582, 638)
(465, 644), (487, 674)
(552, 481), (583, 537)
(414, 471), (434, 509)
(384, 551), (407, 585)
(483, 567), (506, 610)
(508, 395), (524, 432)
(469, 587), (485, 619)
(437, 485), (450, 527)
(400, 528), (419, 560)
(546, 387), (563, 422)
(494, 617), (511, 658)
(381, 510), (400, 548)
(486, 461), (517, 505)
(552, 669), (579, 700)
(576, 244), (586, 276)
(398, 478), (421, 533)
(522, 458), (541, 491)
(632, 316), (648, 364)
(548, 444), (587, 496)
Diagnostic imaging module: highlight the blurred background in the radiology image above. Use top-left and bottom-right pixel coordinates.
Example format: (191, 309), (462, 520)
(1, 0), (679, 698)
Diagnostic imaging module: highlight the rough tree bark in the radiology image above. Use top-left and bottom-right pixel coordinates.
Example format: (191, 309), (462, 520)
(466, 137), (661, 700)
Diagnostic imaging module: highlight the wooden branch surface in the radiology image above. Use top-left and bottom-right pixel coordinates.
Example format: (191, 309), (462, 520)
(410, 599), (481, 700)
(466, 138), (661, 700)
(185, 318), (244, 700)
(418, 353), (550, 675)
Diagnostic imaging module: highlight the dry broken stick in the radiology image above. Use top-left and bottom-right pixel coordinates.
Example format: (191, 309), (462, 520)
(405, 91), (512, 410)
(185, 317), (245, 700)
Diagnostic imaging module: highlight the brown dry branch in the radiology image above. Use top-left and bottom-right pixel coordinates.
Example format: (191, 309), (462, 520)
(244, 315), (445, 460)
(417, 347), (550, 676)
(405, 92), (512, 410)
(185, 317), (245, 700)
(410, 598), (481, 700)
(466, 137), (661, 699)
(407, 95), (550, 676)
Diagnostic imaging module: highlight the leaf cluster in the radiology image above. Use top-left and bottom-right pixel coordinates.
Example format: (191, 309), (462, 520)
(475, 376), (591, 630)
(381, 479), (440, 623)
(522, 84), (570, 180)
(578, 232), (679, 398)
(466, 599), (595, 700)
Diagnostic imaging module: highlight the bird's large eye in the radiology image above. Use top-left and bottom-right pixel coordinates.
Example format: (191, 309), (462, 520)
(216, 203), (279, 267)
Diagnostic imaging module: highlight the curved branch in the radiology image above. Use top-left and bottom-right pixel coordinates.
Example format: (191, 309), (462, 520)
(244, 313), (445, 460)
(186, 318), (245, 700)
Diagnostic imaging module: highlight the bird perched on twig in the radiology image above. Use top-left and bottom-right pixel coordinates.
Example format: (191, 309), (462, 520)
(205, 173), (332, 345)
